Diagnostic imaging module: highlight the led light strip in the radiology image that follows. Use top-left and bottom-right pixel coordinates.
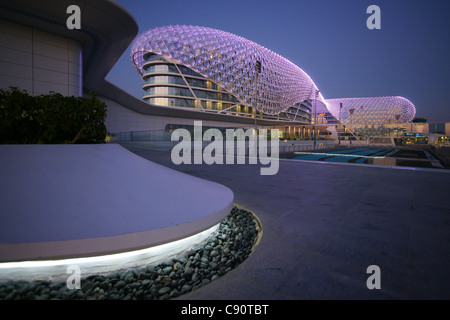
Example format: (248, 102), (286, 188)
(294, 151), (386, 159)
(0, 224), (219, 282)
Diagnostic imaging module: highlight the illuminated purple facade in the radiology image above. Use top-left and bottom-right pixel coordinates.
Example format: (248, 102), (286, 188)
(131, 25), (325, 117)
(131, 25), (415, 125)
(326, 97), (416, 125)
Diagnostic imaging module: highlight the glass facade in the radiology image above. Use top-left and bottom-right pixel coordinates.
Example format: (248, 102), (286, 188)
(140, 54), (313, 123)
(131, 25), (324, 123)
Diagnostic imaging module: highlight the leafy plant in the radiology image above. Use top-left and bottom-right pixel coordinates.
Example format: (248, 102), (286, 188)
(0, 87), (107, 144)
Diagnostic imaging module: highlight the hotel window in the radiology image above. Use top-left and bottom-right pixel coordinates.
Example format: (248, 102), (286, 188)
(144, 64), (169, 73)
(179, 66), (202, 77)
(175, 98), (196, 108)
(188, 78), (206, 88)
(146, 86), (168, 95)
(144, 53), (165, 62)
(145, 75), (168, 84)
(150, 97), (168, 106)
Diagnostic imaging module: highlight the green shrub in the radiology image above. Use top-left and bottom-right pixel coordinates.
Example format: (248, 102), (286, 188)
(0, 87), (107, 144)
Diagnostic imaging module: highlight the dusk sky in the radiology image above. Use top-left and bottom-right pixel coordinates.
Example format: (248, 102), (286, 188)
(107, 0), (450, 123)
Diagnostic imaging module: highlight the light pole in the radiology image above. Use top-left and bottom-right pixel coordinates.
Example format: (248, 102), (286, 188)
(339, 102), (343, 145)
(349, 108), (354, 125)
(254, 60), (261, 131)
(313, 89), (319, 150)
(349, 108), (354, 145)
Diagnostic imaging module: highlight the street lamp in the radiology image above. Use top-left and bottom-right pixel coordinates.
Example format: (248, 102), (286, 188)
(339, 102), (343, 145)
(349, 108), (354, 145)
(313, 89), (319, 150)
(254, 60), (262, 130)
(349, 108), (354, 124)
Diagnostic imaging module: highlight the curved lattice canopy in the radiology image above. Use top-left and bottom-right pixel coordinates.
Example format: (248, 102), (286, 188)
(326, 97), (416, 125)
(131, 25), (326, 115)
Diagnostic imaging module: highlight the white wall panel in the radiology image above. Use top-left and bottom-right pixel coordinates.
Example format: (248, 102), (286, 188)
(0, 46), (32, 66)
(0, 75), (32, 92)
(33, 41), (69, 61)
(0, 31), (32, 53)
(33, 54), (68, 73)
(0, 60), (31, 79)
(68, 73), (81, 87)
(68, 61), (82, 76)
(68, 42), (82, 63)
(0, 19), (32, 39)
(68, 85), (80, 97)
(34, 80), (68, 96)
(102, 96), (242, 134)
(0, 18), (82, 97)
(34, 68), (68, 85)
(33, 29), (68, 49)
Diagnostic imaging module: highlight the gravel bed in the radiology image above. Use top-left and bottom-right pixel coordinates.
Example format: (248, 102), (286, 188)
(0, 206), (261, 300)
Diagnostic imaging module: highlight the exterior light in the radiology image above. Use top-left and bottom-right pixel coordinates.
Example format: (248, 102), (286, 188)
(0, 224), (219, 283)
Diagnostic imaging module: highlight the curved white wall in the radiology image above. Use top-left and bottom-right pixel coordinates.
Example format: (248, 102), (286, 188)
(0, 18), (82, 97)
(102, 96), (250, 133)
(0, 144), (233, 262)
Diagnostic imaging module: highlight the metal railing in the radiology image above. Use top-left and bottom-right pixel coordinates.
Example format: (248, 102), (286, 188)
(109, 129), (335, 153)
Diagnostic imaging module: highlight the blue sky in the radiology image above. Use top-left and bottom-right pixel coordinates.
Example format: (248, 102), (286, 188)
(106, 0), (450, 122)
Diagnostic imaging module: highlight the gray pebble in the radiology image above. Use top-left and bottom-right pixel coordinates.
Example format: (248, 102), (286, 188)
(115, 280), (126, 289)
(163, 266), (172, 275)
(158, 286), (171, 295)
(0, 206), (260, 301)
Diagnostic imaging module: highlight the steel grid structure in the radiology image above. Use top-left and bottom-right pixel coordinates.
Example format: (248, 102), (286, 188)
(131, 25), (326, 115)
(326, 97), (416, 125)
(131, 25), (416, 125)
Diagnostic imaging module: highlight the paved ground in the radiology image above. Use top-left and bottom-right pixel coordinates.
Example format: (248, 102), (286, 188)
(125, 145), (450, 300)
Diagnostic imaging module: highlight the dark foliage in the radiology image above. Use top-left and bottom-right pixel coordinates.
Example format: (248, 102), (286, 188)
(0, 87), (107, 144)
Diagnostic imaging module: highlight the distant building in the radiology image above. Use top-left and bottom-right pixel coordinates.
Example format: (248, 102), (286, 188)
(326, 97), (416, 125)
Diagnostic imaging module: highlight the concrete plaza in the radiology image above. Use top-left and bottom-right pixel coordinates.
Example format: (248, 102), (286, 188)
(125, 145), (450, 300)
